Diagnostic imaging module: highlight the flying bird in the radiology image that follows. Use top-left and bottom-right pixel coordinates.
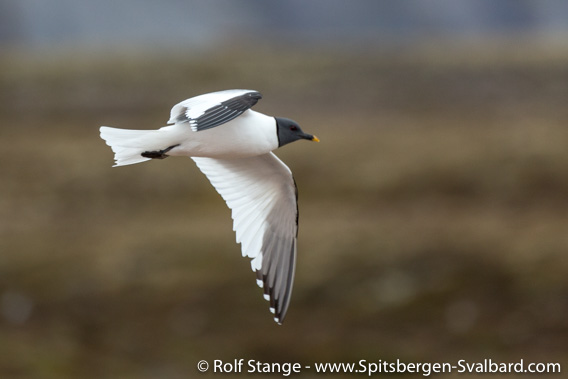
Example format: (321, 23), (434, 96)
(99, 89), (319, 324)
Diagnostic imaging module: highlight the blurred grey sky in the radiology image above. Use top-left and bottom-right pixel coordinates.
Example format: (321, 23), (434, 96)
(2, 0), (568, 53)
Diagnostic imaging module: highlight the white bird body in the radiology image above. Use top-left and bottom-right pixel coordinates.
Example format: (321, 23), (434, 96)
(99, 89), (318, 324)
(171, 110), (278, 158)
(101, 109), (278, 166)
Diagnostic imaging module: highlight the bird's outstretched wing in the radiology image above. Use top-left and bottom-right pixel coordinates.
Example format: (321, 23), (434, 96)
(192, 153), (298, 324)
(169, 89), (262, 131)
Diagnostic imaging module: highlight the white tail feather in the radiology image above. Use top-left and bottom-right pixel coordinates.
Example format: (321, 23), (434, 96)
(100, 126), (162, 167)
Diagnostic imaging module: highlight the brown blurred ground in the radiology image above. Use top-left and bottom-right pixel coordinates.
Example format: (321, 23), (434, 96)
(1, 45), (567, 378)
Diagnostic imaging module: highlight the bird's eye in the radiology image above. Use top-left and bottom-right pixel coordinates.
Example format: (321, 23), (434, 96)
(290, 126), (298, 131)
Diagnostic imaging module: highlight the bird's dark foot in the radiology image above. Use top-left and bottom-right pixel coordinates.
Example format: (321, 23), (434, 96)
(141, 144), (180, 159)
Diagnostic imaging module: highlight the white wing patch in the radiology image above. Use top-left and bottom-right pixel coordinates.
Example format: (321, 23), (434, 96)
(192, 153), (298, 324)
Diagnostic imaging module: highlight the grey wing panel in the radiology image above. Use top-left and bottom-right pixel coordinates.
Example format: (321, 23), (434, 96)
(188, 91), (262, 131)
(256, 179), (298, 324)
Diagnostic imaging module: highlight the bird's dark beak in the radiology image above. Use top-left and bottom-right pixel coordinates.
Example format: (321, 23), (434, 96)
(303, 133), (320, 142)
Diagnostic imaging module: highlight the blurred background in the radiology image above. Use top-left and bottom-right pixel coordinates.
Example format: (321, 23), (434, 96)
(1, 1), (568, 377)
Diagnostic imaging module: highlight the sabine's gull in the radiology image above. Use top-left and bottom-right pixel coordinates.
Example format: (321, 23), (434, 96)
(100, 89), (319, 324)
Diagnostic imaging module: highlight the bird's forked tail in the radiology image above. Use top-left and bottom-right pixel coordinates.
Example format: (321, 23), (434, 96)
(100, 126), (167, 167)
